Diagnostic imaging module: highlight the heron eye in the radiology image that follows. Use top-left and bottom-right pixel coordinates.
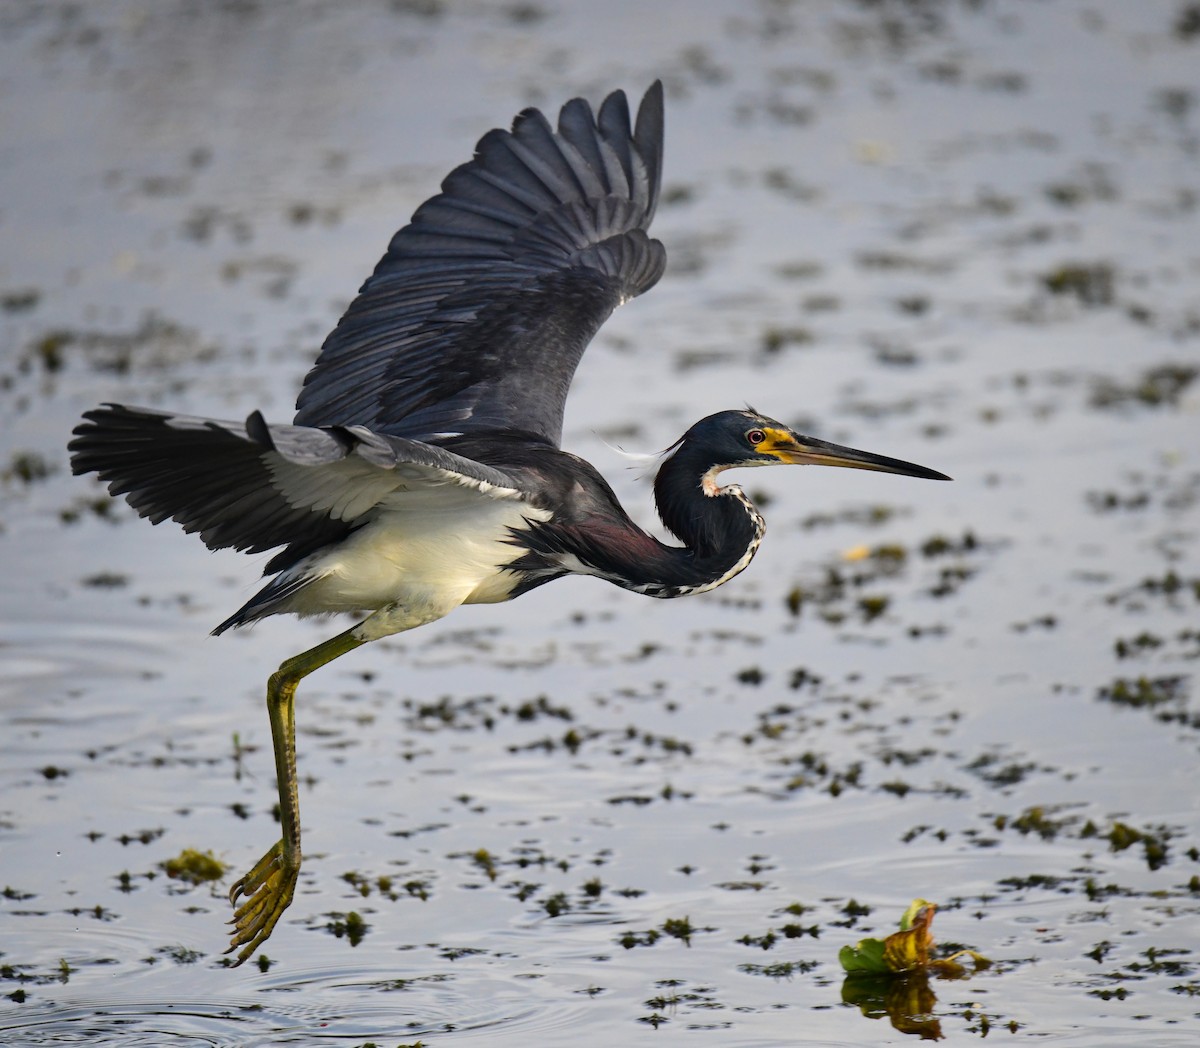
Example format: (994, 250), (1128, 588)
(746, 429), (766, 446)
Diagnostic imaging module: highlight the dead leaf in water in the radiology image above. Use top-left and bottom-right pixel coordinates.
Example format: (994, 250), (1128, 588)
(840, 899), (991, 977)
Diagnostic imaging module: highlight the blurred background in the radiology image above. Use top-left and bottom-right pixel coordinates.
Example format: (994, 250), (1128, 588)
(1, 1), (1198, 1044)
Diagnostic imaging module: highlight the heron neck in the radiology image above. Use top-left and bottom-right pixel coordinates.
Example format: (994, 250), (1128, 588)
(648, 446), (766, 595)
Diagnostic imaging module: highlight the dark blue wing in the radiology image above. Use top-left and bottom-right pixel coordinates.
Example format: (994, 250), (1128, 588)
(69, 404), (534, 576)
(292, 82), (666, 445)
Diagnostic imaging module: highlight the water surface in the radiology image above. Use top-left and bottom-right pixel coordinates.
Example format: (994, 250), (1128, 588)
(2, 1), (1198, 1043)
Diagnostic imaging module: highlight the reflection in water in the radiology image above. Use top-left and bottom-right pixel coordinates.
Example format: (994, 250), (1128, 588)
(842, 970), (943, 1041)
(839, 899), (991, 1040)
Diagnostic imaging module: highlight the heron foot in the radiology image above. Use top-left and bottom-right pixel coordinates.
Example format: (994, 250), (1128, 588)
(225, 839), (298, 965)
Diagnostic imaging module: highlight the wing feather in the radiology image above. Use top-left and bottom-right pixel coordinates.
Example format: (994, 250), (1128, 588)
(293, 82), (666, 445)
(69, 405), (532, 574)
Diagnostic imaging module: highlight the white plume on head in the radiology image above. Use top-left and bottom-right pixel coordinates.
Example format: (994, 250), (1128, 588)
(596, 434), (675, 482)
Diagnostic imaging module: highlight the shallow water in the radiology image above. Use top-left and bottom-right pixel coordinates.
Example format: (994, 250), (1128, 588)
(2, 1), (1199, 1044)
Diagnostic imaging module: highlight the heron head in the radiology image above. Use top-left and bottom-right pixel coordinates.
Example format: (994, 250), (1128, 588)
(677, 409), (951, 483)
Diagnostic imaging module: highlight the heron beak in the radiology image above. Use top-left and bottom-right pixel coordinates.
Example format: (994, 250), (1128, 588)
(763, 428), (951, 481)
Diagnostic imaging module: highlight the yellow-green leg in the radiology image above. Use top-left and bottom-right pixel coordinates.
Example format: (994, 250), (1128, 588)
(226, 624), (364, 965)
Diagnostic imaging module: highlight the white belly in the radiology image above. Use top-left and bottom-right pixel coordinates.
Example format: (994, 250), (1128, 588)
(279, 492), (548, 635)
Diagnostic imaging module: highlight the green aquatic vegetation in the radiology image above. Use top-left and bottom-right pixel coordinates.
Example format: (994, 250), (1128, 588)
(856, 250), (954, 274)
(1044, 164), (1118, 209)
(782, 921), (820, 939)
(58, 494), (117, 524)
(618, 928), (660, 949)
(715, 879), (769, 892)
(738, 959), (817, 978)
(1041, 262), (1115, 306)
(895, 295), (930, 315)
(752, 742), (866, 798)
(1084, 877), (1134, 901)
(510, 695), (573, 721)
(1113, 632), (1165, 657)
(0, 288), (39, 313)
(799, 503), (897, 531)
(1087, 488), (1151, 513)
(324, 910), (368, 946)
(994, 805), (1074, 840)
(870, 338), (920, 367)
(542, 892), (569, 917)
(878, 745), (938, 768)
(1011, 613), (1057, 632)
(1089, 986), (1129, 1001)
(987, 808), (1175, 872)
(607, 793), (652, 807)
(409, 693), (497, 731)
(438, 946), (485, 961)
(783, 539), (926, 621)
(31, 331), (69, 372)
(3, 451), (55, 485)
(1, 957), (74, 1002)
(1090, 363), (1198, 409)
(161, 848), (227, 884)
(789, 666), (823, 690)
(858, 595), (890, 622)
(643, 981), (720, 1013)
(626, 727), (693, 756)
(775, 259), (824, 281)
(804, 293), (840, 312)
(760, 325), (814, 354)
(928, 563), (977, 598)
(738, 930), (778, 950)
(1107, 569), (1200, 612)
(760, 904), (821, 945)
(840, 898), (872, 924)
(1098, 675), (1187, 708)
(919, 531), (978, 557)
(1045, 182), (1086, 207)
(471, 848), (498, 881)
(81, 572), (128, 588)
(618, 917), (708, 950)
(901, 824), (942, 844)
(1176, 3), (1200, 37)
(661, 915), (697, 944)
(868, 542), (908, 563)
(65, 903), (117, 922)
(155, 945), (202, 965)
(1082, 819), (1171, 870)
(906, 621), (949, 638)
(341, 870), (403, 900)
(1127, 946), (1194, 978)
(23, 315), (215, 376)
(763, 168), (818, 201)
(510, 881), (539, 903)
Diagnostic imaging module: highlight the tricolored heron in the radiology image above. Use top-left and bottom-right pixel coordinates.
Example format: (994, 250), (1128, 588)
(69, 82), (949, 964)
